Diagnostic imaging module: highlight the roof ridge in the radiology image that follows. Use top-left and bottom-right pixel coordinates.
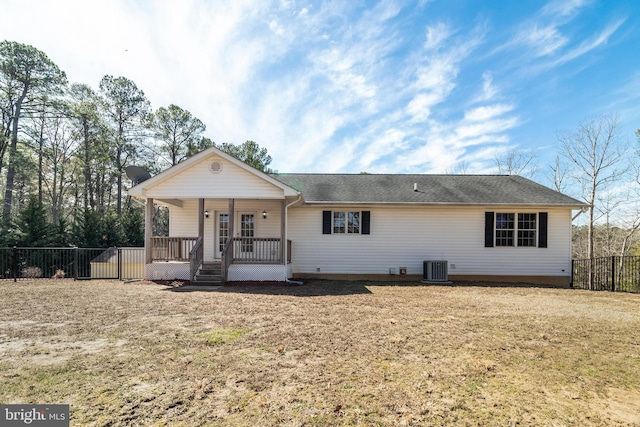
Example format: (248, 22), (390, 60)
(273, 173), (512, 177)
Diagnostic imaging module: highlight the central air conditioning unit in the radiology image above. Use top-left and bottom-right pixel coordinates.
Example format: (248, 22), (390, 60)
(422, 260), (451, 283)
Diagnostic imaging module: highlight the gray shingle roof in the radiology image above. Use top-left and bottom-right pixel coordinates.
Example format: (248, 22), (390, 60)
(273, 174), (586, 207)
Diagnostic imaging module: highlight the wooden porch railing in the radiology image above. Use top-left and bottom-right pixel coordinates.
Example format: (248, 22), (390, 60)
(152, 236), (292, 283)
(151, 237), (198, 262)
(220, 237), (292, 282)
(189, 237), (203, 282)
(221, 236), (233, 283)
(230, 238), (285, 263)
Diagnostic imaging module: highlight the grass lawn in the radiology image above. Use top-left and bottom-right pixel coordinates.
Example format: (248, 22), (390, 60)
(1, 279), (639, 426)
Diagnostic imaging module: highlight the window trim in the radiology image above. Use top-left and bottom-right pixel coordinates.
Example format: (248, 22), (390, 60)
(486, 211), (545, 248)
(323, 210), (370, 235)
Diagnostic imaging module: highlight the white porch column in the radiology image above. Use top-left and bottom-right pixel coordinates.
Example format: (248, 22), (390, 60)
(281, 199), (286, 264)
(198, 198), (204, 240)
(145, 198), (154, 264)
(228, 198), (235, 258)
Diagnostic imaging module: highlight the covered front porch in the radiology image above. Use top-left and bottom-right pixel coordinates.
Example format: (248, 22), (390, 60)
(127, 146), (301, 283)
(143, 197), (293, 283)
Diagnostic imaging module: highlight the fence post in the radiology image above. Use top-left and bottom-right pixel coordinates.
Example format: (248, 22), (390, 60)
(570, 259), (574, 288)
(12, 246), (17, 283)
(117, 247), (122, 281)
(611, 256), (615, 292)
(73, 247), (78, 281)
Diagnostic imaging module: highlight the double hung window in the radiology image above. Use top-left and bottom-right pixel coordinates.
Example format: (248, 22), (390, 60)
(323, 210), (370, 235)
(517, 213), (537, 247)
(495, 213), (515, 246)
(333, 211), (360, 234)
(495, 213), (537, 247)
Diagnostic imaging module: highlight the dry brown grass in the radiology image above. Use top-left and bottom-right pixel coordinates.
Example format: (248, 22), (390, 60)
(1, 279), (639, 426)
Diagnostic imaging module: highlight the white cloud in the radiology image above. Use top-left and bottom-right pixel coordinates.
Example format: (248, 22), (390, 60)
(473, 71), (499, 103)
(517, 24), (568, 57)
(406, 93), (441, 122)
(464, 104), (515, 122)
(550, 18), (626, 65)
(404, 24), (484, 124)
(498, 0), (625, 75)
(424, 22), (453, 51)
(541, 0), (593, 18)
(455, 116), (520, 141)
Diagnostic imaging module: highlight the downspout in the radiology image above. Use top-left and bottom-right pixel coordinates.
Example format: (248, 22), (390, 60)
(572, 206), (589, 221)
(284, 194), (303, 285)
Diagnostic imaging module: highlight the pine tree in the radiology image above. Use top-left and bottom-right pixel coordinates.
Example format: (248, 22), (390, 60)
(72, 208), (103, 247)
(121, 204), (144, 246)
(9, 196), (55, 246)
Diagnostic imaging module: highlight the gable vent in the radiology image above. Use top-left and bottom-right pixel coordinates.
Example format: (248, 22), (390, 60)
(209, 161), (222, 173)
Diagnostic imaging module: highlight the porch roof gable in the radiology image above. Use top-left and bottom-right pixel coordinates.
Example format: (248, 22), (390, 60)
(127, 146), (300, 199)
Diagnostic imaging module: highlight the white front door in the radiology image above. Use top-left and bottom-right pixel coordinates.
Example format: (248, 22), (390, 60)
(215, 212), (255, 258)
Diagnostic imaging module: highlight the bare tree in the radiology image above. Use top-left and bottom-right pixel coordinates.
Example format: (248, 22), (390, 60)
(41, 117), (77, 224)
(445, 160), (469, 174)
(495, 148), (538, 177)
(549, 154), (569, 193)
(616, 163), (640, 258)
(559, 114), (628, 263)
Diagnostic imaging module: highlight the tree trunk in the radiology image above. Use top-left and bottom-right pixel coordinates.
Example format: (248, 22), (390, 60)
(37, 117), (44, 204)
(2, 87), (28, 221)
(83, 114), (90, 210)
(0, 107), (13, 174)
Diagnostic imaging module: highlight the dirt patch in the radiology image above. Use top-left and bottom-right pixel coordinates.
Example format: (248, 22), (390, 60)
(0, 337), (127, 365)
(0, 280), (639, 426)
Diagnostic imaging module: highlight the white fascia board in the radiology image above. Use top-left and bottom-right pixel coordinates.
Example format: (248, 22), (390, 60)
(127, 145), (299, 198)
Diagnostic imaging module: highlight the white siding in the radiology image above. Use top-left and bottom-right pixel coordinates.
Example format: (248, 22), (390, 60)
(287, 206), (573, 278)
(145, 155), (285, 199)
(169, 199), (284, 260)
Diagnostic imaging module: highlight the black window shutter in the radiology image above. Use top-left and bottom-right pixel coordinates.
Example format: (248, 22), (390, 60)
(361, 211), (371, 235)
(538, 212), (548, 248)
(322, 211), (332, 234)
(485, 212), (494, 247)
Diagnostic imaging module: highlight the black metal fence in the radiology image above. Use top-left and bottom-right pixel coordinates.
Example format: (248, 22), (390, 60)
(0, 247), (145, 281)
(572, 256), (640, 293)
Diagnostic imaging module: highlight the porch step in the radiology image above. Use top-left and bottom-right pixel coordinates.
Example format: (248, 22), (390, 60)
(193, 262), (222, 285)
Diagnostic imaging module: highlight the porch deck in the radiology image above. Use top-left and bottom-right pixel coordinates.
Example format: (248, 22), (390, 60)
(147, 237), (291, 282)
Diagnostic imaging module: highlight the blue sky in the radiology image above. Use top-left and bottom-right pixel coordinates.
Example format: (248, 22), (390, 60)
(2, 0), (639, 184)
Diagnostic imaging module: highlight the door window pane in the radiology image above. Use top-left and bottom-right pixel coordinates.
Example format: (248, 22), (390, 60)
(219, 214), (229, 253)
(241, 214), (254, 252)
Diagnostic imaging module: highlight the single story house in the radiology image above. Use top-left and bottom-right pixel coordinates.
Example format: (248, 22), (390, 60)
(127, 146), (586, 286)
